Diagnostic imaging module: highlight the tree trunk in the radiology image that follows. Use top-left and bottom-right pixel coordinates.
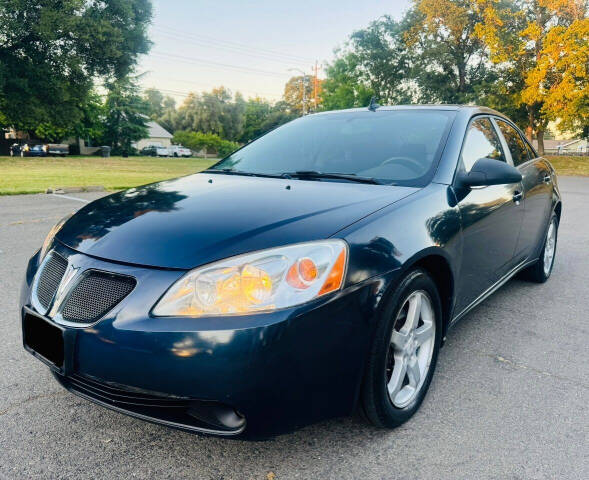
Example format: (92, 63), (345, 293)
(526, 105), (535, 143)
(536, 129), (545, 156)
(526, 125), (533, 142)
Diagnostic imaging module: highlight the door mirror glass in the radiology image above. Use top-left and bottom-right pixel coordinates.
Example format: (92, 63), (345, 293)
(459, 157), (522, 187)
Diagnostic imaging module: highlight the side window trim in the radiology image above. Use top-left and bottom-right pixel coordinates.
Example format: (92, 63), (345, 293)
(490, 117), (515, 167)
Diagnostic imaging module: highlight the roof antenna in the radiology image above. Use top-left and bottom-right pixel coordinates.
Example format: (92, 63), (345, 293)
(368, 96), (380, 112)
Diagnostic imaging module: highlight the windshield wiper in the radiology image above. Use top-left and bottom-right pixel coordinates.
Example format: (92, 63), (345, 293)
(203, 168), (284, 179)
(280, 171), (384, 185)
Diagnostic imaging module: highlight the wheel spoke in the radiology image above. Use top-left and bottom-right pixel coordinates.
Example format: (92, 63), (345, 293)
(414, 322), (434, 346)
(387, 355), (407, 400)
(406, 357), (421, 387)
(405, 293), (422, 331)
(391, 329), (410, 350)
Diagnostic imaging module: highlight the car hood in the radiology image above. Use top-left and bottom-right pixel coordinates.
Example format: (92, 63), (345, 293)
(56, 173), (417, 269)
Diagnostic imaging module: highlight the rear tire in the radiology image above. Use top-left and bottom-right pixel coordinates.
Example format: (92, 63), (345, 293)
(521, 213), (558, 283)
(360, 268), (442, 428)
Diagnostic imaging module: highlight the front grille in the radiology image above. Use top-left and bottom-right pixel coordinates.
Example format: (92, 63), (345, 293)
(36, 253), (68, 309)
(61, 271), (136, 323)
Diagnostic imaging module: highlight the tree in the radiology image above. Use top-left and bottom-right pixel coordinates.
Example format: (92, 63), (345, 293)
(0, 0), (152, 136)
(240, 97), (273, 142)
(475, 0), (589, 152)
(322, 3), (496, 109)
(283, 76), (315, 114)
(102, 78), (149, 154)
(405, 0), (498, 104)
(143, 88), (177, 131)
(238, 98), (296, 142)
(321, 53), (375, 110)
(173, 87), (246, 141)
(144, 88), (165, 118)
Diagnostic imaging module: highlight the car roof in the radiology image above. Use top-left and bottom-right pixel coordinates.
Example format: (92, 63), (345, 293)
(314, 104), (505, 117)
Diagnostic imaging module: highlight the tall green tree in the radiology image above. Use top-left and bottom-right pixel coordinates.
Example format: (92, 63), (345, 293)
(404, 0), (498, 104)
(174, 87), (246, 141)
(143, 87), (177, 131)
(102, 78), (149, 154)
(321, 53), (375, 110)
(144, 88), (165, 118)
(322, 4), (494, 109)
(240, 98), (296, 142)
(0, 0), (152, 135)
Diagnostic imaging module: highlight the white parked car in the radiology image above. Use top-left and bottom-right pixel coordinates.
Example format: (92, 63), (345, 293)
(168, 145), (192, 157)
(155, 146), (170, 157)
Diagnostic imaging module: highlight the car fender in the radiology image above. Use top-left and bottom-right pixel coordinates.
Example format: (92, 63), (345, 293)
(335, 183), (462, 290)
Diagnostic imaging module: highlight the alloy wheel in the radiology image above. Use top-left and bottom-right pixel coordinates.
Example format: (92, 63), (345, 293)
(543, 219), (557, 276)
(386, 290), (436, 408)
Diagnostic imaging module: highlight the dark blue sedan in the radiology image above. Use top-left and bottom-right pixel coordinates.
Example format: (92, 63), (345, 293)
(20, 105), (561, 436)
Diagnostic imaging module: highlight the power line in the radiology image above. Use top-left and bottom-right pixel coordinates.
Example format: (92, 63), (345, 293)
(149, 52), (291, 78)
(142, 75), (283, 98)
(154, 25), (315, 64)
(154, 29), (311, 67)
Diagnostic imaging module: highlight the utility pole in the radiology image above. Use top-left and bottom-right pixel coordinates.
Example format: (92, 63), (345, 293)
(313, 61), (319, 111)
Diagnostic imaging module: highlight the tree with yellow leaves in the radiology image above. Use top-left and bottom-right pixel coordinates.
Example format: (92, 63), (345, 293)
(475, 0), (588, 153)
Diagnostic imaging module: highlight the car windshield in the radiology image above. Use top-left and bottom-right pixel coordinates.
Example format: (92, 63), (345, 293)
(213, 109), (455, 186)
(31, 145), (43, 151)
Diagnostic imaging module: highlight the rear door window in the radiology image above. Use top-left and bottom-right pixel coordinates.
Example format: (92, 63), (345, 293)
(496, 120), (530, 166)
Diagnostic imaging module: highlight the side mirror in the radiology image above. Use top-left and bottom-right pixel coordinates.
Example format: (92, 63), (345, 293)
(459, 157), (522, 187)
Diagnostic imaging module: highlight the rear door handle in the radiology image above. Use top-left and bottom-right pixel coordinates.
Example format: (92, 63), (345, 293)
(513, 191), (523, 204)
(543, 174), (551, 184)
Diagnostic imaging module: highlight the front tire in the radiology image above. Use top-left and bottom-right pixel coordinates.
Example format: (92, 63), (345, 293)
(522, 213), (558, 283)
(361, 269), (442, 428)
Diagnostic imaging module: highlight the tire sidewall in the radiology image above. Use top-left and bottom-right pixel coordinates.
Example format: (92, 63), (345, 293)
(363, 268), (443, 427)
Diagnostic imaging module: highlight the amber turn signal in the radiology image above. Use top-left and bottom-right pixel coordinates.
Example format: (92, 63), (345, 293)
(318, 249), (346, 296)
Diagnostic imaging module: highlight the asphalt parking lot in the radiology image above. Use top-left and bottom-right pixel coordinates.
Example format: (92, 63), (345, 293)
(1, 178), (588, 480)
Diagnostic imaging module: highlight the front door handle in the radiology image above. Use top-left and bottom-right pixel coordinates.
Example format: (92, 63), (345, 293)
(543, 174), (551, 184)
(513, 191), (523, 204)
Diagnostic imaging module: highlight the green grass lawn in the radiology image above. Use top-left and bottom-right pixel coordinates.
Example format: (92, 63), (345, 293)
(545, 155), (589, 177)
(0, 154), (586, 195)
(0, 156), (216, 195)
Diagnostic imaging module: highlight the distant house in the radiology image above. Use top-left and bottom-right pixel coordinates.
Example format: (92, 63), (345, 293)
(134, 121), (173, 151)
(534, 138), (588, 154)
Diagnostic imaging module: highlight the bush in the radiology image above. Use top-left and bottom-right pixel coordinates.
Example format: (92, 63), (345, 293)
(173, 130), (239, 157)
(217, 139), (240, 157)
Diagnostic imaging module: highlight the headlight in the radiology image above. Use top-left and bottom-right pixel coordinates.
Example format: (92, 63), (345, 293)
(153, 240), (348, 317)
(39, 213), (73, 261)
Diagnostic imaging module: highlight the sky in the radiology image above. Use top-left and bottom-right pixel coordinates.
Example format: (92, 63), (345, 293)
(137, 0), (411, 104)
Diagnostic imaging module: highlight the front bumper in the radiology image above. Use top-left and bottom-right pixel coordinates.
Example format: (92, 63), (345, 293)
(20, 242), (393, 436)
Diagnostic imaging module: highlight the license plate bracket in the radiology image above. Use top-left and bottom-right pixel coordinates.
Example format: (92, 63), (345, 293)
(22, 309), (65, 371)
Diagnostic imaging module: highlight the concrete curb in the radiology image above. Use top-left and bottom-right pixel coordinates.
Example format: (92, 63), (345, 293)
(46, 185), (105, 194)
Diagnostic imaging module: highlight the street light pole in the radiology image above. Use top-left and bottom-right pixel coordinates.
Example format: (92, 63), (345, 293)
(288, 68), (307, 115)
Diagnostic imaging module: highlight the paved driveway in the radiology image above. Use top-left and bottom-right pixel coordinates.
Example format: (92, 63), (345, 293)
(1, 179), (588, 480)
